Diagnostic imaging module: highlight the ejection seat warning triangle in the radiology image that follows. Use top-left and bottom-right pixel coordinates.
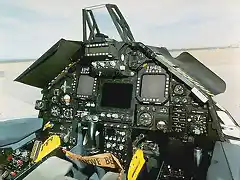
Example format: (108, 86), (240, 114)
(63, 150), (124, 180)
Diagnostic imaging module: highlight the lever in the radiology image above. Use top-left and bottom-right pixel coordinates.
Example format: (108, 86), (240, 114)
(194, 147), (202, 167)
(83, 115), (100, 155)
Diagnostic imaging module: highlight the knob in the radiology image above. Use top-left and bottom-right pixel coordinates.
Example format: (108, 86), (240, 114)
(60, 125), (65, 130)
(157, 121), (167, 132)
(106, 143), (111, 148)
(17, 160), (23, 166)
(119, 145), (124, 150)
(35, 100), (45, 110)
(112, 114), (116, 118)
(110, 61), (116, 67)
(51, 96), (58, 103)
(120, 65), (125, 71)
(92, 115), (99, 122)
(140, 106), (145, 111)
(7, 155), (13, 161)
(10, 172), (17, 177)
(99, 62), (105, 67)
(15, 149), (21, 156)
(63, 132), (70, 143)
(194, 128), (201, 135)
(91, 62), (97, 67)
(63, 94), (71, 105)
(86, 115), (92, 121)
(112, 143), (116, 148)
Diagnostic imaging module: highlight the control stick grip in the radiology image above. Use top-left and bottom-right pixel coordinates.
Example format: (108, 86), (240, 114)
(85, 122), (99, 154)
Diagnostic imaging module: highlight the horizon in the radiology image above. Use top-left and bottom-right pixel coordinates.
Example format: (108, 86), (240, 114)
(1, 1), (240, 59)
(0, 44), (239, 62)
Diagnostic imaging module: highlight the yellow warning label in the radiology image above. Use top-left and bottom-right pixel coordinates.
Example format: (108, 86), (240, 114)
(34, 135), (61, 163)
(43, 121), (53, 131)
(127, 149), (145, 180)
(63, 150), (124, 180)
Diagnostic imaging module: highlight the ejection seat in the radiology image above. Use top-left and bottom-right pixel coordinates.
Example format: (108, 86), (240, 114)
(19, 122), (126, 180)
(0, 117), (43, 148)
(22, 155), (125, 180)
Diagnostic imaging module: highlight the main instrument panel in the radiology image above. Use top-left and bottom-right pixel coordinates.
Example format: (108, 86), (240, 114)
(33, 39), (215, 179)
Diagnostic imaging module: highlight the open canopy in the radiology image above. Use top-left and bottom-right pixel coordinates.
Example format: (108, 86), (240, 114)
(15, 4), (226, 96)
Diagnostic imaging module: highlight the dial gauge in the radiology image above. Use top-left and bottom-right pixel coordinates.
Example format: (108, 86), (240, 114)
(51, 106), (60, 117)
(63, 109), (72, 119)
(139, 112), (152, 127)
(173, 84), (184, 95)
(51, 96), (58, 103)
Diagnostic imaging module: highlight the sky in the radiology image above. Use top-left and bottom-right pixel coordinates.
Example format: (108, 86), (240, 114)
(0, 0), (240, 59)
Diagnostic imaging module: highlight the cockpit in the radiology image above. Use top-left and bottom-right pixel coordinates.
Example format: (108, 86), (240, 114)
(1, 4), (240, 180)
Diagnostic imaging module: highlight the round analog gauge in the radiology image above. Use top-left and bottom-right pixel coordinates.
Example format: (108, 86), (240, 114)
(174, 84), (184, 95)
(139, 112), (152, 127)
(63, 109), (72, 119)
(51, 106), (61, 117)
(35, 101), (44, 110)
(51, 96), (58, 103)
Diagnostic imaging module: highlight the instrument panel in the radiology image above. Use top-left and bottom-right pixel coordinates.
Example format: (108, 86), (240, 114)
(33, 40), (215, 179)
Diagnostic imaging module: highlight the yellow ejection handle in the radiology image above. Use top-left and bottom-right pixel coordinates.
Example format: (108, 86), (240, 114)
(127, 149), (146, 180)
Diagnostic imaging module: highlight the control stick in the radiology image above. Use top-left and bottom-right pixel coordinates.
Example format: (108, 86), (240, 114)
(83, 115), (100, 154)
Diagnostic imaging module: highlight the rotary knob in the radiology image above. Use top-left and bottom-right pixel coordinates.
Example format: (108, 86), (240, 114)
(121, 132), (126, 136)
(99, 62), (105, 67)
(112, 114), (119, 118)
(91, 62), (97, 67)
(110, 61), (116, 67)
(92, 115), (99, 122)
(112, 143), (116, 148)
(35, 100), (45, 110)
(106, 143), (111, 148)
(100, 113), (106, 117)
(157, 121), (167, 132)
(119, 144), (124, 150)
